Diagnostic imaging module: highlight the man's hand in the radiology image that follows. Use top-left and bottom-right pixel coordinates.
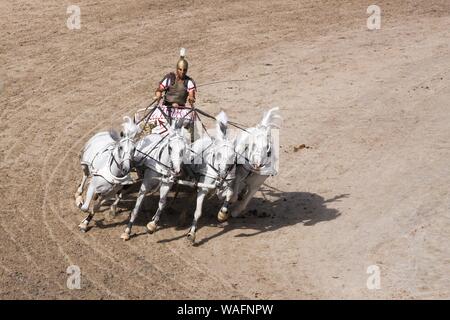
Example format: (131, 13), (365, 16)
(153, 90), (162, 101)
(188, 96), (196, 106)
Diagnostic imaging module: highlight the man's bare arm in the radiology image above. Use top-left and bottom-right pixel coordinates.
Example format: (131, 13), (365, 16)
(188, 90), (196, 106)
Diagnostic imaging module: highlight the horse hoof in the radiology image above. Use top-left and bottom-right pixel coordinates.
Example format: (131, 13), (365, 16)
(217, 209), (229, 222)
(146, 221), (157, 234)
(78, 223), (88, 233)
(187, 232), (196, 244)
(120, 232), (130, 241)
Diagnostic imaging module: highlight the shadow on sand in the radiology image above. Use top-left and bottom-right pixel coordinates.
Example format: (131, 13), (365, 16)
(90, 184), (347, 245)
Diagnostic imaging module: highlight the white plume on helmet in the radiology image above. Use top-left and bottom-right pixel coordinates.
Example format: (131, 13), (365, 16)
(180, 47), (186, 58)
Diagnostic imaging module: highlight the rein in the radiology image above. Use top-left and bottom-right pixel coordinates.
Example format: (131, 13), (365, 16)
(136, 134), (185, 174)
(190, 140), (236, 187)
(194, 108), (249, 133)
(110, 137), (134, 176)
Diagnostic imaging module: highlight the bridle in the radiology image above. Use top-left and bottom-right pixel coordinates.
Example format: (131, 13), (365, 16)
(166, 133), (186, 172)
(110, 136), (135, 176)
(246, 127), (272, 170)
(136, 132), (186, 175)
(199, 139), (237, 187)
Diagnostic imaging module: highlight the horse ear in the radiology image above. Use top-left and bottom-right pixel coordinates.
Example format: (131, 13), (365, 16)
(109, 129), (120, 141)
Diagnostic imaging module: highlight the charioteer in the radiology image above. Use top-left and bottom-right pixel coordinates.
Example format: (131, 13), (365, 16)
(152, 48), (197, 138)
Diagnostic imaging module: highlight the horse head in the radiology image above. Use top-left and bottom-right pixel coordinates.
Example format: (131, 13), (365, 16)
(166, 119), (188, 175)
(213, 111), (236, 179)
(116, 116), (141, 173)
(241, 107), (282, 170)
(246, 127), (270, 169)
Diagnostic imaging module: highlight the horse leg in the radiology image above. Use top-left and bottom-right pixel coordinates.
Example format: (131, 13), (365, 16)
(231, 166), (247, 203)
(187, 187), (207, 244)
(109, 192), (121, 216)
(217, 186), (234, 222)
(232, 174), (268, 218)
(81, 192), (105, 231)
(217, 167), (247, 222)
(147, 181), (172, 233)
(79, 184), (97, 232)
(109, 184), (133, 217)
(109, 188), (122, 218)
(167, 183), (179, 210)
(93, 194), (103, 212)
(80, 179), (95, 213)
(121, 174), (158, 241)
(75, 165), (89, 208)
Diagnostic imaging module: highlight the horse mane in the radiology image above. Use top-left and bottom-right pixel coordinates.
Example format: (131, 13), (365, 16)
(260, 107), (282, 129)
(122, 116), (141, 139)
(216, 111), (228, 140)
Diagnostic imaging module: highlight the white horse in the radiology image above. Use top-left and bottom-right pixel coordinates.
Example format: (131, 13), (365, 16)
(120, 121), (188, 240)
(76, 116), (141, 232)
(183, 111), (237, 244)
(219, 107), (281, 221)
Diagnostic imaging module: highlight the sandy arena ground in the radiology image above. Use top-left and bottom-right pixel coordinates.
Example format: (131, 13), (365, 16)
(1, 0), (450, 299)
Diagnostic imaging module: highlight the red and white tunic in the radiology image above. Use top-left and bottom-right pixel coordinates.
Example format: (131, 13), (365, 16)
(149, 73), (197, 134)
